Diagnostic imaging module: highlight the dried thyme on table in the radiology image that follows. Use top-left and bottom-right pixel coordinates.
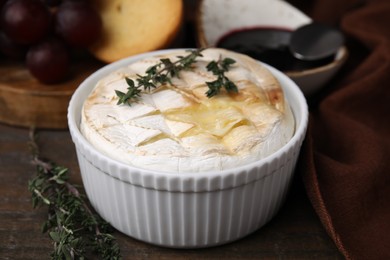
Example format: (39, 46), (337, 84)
(28, 129), (121, 260)
(115, 48), (238, 105)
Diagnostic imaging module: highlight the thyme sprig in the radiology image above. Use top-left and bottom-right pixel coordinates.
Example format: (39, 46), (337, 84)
(115, 48), (238, 105)
(28, 129), (121, 260)
(115, 48), (205, 105)
(205, 56), (238, 98)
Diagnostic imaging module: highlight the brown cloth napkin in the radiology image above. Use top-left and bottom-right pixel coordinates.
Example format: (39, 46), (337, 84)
(290, 0), (390, 259)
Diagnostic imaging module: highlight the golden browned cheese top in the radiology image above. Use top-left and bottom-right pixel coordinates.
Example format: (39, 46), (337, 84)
(81, 48), (295, 173)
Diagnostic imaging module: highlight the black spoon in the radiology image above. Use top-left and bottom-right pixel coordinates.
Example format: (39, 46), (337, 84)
(289, 22), (344, 61)
(216, 22), (344, 71)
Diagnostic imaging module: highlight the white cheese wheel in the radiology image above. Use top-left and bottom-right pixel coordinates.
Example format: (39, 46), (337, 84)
(81, 48), (295, 173)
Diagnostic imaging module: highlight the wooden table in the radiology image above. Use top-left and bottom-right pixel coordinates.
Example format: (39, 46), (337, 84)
(0, 123), (343, 259)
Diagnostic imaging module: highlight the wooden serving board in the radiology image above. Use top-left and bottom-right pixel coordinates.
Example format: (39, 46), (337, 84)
(0, 58), (103, 129)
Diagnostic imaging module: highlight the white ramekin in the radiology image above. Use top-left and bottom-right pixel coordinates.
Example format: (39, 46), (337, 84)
(68, 49), (308, 248)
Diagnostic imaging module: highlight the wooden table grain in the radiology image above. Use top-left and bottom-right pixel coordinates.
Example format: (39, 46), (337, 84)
(0, 123), (343, 259)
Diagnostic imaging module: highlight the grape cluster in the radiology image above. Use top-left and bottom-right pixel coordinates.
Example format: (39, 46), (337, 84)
(0, 0), (102, 84)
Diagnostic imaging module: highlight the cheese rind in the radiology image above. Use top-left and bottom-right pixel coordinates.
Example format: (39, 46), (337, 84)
(81, 48), (295, 173)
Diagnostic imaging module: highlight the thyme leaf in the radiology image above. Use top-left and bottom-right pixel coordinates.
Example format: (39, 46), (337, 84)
(28, 129), (122, 260)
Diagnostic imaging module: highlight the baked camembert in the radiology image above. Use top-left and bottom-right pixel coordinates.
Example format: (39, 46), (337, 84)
(81, 48), (295, 173)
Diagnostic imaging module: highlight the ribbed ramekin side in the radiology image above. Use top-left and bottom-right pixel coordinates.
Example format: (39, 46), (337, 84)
(76, 149), (110, 223)
(75, 143), (299, 248)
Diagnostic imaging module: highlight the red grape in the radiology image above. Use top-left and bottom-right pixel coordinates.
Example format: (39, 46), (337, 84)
(26, 37), (70, 84)
(0, 31), (27, 59)
(0, 0), (51, 44)
(55, 1), (102, 47)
